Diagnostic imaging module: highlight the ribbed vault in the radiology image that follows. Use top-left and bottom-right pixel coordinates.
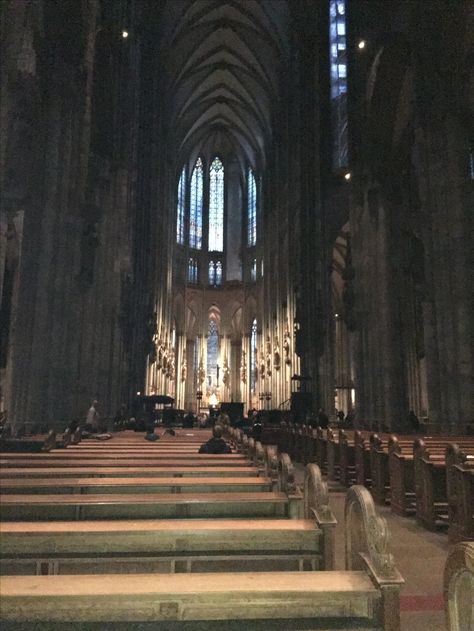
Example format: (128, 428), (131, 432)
(159, 0), (289, 170)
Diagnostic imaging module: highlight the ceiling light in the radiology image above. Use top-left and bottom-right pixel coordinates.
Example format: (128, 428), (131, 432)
(358, 40), (366, 50)
(122, 30), (129, 39)
(344, 172), (351, 181)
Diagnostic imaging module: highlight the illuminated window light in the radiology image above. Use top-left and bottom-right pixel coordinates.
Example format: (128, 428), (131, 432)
(122, 30), (129, 39)
(358, 40), (366, 50)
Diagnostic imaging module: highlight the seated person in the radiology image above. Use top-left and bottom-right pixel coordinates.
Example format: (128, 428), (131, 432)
(198, 424), (232, 454)
(182, 410), (195, 428)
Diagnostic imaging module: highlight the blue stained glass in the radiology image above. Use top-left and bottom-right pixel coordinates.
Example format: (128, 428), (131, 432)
(329, 0), (348, 168)
(176, 167), (186, 245)
(250, 318), (257, 393)
(208, 260), (222, 286)
(208, 260), (215, 285)
(208, 157), (224, 251)
(188, 258), (198, 284)
(189, 158), (203, 249)
(207, 319), (219, 386)
(247, 169), (257, 247)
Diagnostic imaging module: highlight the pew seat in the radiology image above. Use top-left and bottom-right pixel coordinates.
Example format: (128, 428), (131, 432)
(0, 466), (259, 479)
(0, 570), (382, 630)
(0, 516), (329, 575)
(0, 430), (56, 453)
(0, 476), (272, 495)
(0, 457), (250, 468)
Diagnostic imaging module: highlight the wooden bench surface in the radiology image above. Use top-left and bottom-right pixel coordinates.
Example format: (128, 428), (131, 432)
(0, 491), (287, 506)
(0, 570), (379, 624)
(0, 476), (271, 493)
(0, 452), (245, 460)
(0, 466), (259, 478)
(0, 518), (316, 535)
(0, 518), (321, 558)
(0, 458), (249, 468)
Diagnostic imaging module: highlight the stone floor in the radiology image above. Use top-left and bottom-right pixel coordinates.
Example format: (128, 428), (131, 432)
(295, 465), (449, 630)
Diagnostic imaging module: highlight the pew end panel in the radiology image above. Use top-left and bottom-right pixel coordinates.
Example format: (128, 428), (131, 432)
(277, 452), (303, 518)
(345, 485), (404, 631)
(304, 463), (337, 570)
(443, 541), (474, 631)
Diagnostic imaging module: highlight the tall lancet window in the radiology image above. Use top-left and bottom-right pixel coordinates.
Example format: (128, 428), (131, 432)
(208, 157), (224, 251)
(250, 318), (257, 393)
(329, 0), (348, 169)
(247, 168), (257, 246)
(188, 258), (198, 284)
(207, 318), (219, 387)
(176, 167), (186, 244)
(189, 158), (203, 249)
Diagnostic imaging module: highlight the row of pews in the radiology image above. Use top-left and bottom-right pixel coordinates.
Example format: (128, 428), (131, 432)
(0, 428), (405, 630)
(276, 423), (474, 542)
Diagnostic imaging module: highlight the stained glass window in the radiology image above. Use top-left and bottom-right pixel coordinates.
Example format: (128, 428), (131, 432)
(188, 258), (198, 284)
(215, 261), (222, 286)
(208, 261), (215, 285)
(207, 318), (219, 387)
(189, 158), (203, 249)
(250, 318), (257, 393)
(208, 157), (224, 251)
(329, 0), (348, 169)
(208, 260), (222, 287)
(247, 169), (257, 246)
(176, 167), (186, 244)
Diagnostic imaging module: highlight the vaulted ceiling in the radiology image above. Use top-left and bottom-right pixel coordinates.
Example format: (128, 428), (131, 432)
(158, 0), (289, 170)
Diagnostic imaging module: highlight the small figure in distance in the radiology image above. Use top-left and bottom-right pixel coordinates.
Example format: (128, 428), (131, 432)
(183, 410), (195, 428)
(408, 409), (420, 433)
(198, 424), (232, 454)
(317, 408), (329, 429)
(337, 409), (345, 426)
(85, 400), (99, 432)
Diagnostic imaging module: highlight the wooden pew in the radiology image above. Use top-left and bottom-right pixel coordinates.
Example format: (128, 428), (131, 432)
(387, 436), (474, 523)
(0, 456), (250, 468)
(414, 439), (474, 530)
(0, 429), (56, 453)
(0, 465), (259, 479)
(315, 426), (328, 474)
(0, 451), (246, 460)
(388, 436), (417, 515)
(338, 430), (357, 487)
(0, 476), (272, 495)
(0, 452), (302, 521)
(446, 444), (474, 543)
(0, 483), (403, 631)
(0, 464), (336, 576)
(326, 428), (340, 481)
(443, 541), (474, 631)
(354, 430), (372, 487)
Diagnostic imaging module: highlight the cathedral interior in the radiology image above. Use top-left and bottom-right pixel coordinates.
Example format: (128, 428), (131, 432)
(0, 0), (473, 433)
